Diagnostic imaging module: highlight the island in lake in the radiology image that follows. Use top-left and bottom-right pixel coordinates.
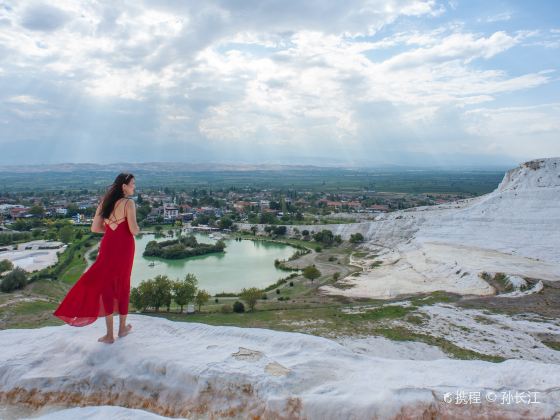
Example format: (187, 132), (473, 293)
(143, 235), (226, 259)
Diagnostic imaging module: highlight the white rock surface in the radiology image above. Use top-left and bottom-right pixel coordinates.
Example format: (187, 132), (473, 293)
(311, 158), (560, 299)
(25, 405), (178, 420)
(1, 315), (559, 419)
(334, 335), (449, 361)
(389, 303), (560, 364)
(0, 240), (66, 272)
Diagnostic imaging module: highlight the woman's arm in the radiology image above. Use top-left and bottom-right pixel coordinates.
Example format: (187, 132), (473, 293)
(126, 199), (141, 236)
(91, 201), (106, 233)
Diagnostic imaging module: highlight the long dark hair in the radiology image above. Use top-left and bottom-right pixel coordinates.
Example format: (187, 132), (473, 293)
(100, 172), (134, 218)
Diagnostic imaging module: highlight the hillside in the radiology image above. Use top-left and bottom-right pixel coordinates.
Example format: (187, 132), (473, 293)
(310, 158), (560, 299)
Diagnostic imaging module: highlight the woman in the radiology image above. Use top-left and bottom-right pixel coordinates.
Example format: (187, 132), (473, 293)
(54, 173), (140, 344)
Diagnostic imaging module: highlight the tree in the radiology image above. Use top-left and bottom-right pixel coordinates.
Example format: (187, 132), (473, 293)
(59, 225), (74, 243)
(273, 225), (287, 235)
(29, 205), (45, 217)
(173, 273), (198, 313)
(259, 212), (277, 225)
(303, 265), (321, 283)
(137, 203), (151, 221)
(66, 204), (79, 217)
(0, 259), (14, 273)
(313, 229), (334, 246)
(130, 286), (147, 311)
(250, 225), (258, 235)
(215, 239), (226, 251)
(218, 216), (233, 230)
(1, 267), (28, 292)
(195, 289), (210, 311)
(239, 287), (262, 311)
(350, 233), (364, 243)
(152, 275), (173, 312)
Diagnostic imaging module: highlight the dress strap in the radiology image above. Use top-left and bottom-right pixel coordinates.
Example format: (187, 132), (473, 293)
(105, 198), (128, 225)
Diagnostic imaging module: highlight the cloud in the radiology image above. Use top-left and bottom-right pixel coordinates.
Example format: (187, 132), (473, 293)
(478, 12), (512, 23)
(462, 103), (560, 158)
(20, 3), (70, 31)
(381, 31), (518, 70)
(7, 95), (46, 105)
(0, 0), (558, 165)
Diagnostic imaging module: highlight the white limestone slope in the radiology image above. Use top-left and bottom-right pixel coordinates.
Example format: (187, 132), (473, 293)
(319, 158), (560, 299)
(1, 315), (560, 419)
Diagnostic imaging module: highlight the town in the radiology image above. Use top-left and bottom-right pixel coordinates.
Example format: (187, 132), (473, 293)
(0, 186), (476, 231)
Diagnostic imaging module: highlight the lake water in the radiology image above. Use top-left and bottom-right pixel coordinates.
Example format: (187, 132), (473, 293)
(127, 232), (298, 294)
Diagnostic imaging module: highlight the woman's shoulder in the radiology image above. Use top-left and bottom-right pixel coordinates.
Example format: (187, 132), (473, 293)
(122, 197), (135, 209)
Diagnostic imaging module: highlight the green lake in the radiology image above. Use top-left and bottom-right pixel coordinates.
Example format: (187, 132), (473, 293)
(126, 232), (298, 294)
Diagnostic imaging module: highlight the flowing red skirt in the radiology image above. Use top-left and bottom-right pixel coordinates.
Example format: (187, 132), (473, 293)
(54, 221), (135, 327)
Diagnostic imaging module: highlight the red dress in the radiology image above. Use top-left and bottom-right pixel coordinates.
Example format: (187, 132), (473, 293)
(54, 212), (135, 327)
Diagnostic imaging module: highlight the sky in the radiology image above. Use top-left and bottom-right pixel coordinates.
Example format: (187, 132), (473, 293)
(0, 0), (559, 168)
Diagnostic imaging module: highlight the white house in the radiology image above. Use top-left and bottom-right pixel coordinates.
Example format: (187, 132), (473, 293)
(163, 205), (179, 219)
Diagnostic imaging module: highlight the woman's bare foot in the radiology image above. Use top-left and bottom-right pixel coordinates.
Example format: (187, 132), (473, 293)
(118, 324), (132, 338)
(97, 334), (115, 344)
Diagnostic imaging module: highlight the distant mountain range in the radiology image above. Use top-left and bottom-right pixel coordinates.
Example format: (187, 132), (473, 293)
(0, 161), (511, 173)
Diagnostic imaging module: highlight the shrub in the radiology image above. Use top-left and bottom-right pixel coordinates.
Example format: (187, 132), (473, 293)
(303, 265), (321, 283)
(276, 288), (280, 294)
(239, 287), (262, 311)
(0, 259), (14, 273)
(1, 267), (28, 292)
(232, 301), (245, 313)
(333, 272), (340, 281)
(350, 233), (364, 243)
(289, 281), (294, 287)
(479, 271), (492, 281)
(315, 245), (322, 252)
(493, 272), (508, 283)
(273, 225), (287, 235)
(220, 304), (233, 313)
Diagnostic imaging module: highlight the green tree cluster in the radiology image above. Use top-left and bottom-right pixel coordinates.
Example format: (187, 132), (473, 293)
(143, 235), (225, 259)
(312, 229), (342, 246)
(349, 232), (364, 243)
(130, 273), (210, 313)
(1, 266), (28, 292)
